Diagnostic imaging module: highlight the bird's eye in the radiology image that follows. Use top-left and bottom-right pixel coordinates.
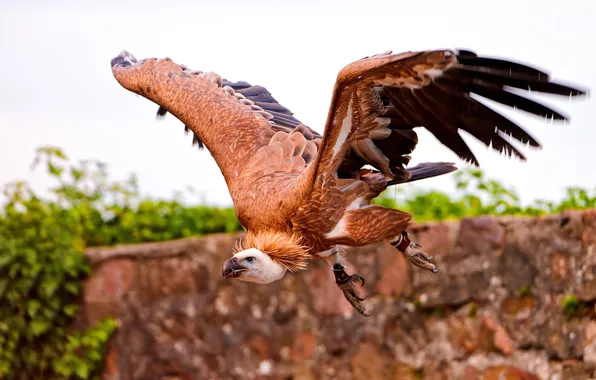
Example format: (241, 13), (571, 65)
(246, 257), (255, 263)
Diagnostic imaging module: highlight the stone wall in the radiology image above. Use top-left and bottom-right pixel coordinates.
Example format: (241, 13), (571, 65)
(78, 210), (596, 380)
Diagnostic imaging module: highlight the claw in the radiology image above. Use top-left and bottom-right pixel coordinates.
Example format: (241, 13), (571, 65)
(350, 274), (365, 287)
(340, 285), (369, 316)
(403, 244), (437, 273)
(332, 264), (370, 316)
(348, 287), (367, 301)
(393, 232), (439, 273)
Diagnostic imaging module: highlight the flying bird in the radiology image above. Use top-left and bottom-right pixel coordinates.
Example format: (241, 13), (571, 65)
(110, 49), (587, 315)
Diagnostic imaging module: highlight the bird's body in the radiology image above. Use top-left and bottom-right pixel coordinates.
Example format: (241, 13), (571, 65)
(111, 48), (586, 315)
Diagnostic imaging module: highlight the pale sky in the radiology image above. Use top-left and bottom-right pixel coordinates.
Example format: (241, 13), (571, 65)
(1, 0), (594, 206)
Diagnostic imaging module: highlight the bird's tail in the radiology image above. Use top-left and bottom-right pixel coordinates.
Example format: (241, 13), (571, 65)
(387, 162), (457, 186)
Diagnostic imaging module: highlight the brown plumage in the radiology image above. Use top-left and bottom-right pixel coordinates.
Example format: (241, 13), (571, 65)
(111, 49), (587, 315)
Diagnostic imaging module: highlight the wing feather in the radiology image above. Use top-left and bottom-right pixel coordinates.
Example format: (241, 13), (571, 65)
(310, 48), (586, 186)
(153, 76), (321, 150)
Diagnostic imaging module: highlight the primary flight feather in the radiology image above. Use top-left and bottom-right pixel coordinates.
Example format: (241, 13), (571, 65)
(110, 48), (587, 315)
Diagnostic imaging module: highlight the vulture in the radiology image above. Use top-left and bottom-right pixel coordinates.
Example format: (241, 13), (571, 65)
(110, 49), (587, 315)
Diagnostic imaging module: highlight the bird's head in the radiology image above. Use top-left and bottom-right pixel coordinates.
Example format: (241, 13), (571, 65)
(222, 231), (310, 284)
(222, 248), (285, 284)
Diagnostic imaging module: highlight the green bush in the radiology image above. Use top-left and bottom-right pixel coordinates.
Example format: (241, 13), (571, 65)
(28, 146), (242, 248)
(376, 168), (596, 222)
(0, 148), (117, 378)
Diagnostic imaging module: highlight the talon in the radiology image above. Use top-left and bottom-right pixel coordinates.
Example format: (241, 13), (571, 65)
(350, 274), (366, 287)
(408, 253), (437, 272)
(349, 289), (367, 301)
(332, 265), (369, 316)
(394, 232), (439, 274)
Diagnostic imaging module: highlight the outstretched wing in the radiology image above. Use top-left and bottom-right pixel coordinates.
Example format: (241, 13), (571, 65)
(310, 49), (587, 186)
(110, 51), (323, 228)
(156, 79), (321, 149)
(291, 49), (586, 237)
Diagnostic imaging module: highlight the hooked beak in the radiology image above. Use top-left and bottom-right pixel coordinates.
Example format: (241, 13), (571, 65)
(222, 257), (247, 279)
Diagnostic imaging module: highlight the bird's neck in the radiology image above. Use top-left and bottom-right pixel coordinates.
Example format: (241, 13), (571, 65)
(253, 259), (287, 284)
(239, 230), (311, 273)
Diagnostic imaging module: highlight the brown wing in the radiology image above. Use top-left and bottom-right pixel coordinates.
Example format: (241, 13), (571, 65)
(110, 51), (322, 229)
(311, 49), (587, 185)
(291, 49), (586, 239)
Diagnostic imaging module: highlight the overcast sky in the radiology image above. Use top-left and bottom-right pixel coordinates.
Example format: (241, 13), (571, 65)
(1, 0), (594, 206)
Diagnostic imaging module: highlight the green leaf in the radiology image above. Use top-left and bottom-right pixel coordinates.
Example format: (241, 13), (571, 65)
(0, 254), (15, 271)
(88, 350), (102, 361)
(53, 360), (73, 377)
(64, 281), (80, 295)
(93, 329), (109, 342)
(71, 168), (84, 181)
(41, 278), (60, 298)
(27, 300), (42, 318)
(42, 306), (57, 319)
(47, 162), (64, 177)
(74, 360), (90, 379)
(30, 319), (51, 337)
(53, 147), (67, 160)
(63, 304), (78, 317)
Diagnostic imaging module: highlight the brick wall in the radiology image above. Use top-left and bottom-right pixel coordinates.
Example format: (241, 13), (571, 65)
(79, 210), (596, 379)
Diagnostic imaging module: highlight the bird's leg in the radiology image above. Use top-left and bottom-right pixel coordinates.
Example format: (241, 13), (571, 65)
(391, 230), (438, 273)
(325, 248), (369, 316)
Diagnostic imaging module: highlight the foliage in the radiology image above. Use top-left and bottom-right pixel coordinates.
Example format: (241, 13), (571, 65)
(53, 319), (118, 379)
(518, 285), (532, 297)
(0, 147), (117, 379)
(562, 294), (580, 320)
(376, 168), (596, 222)
(27, 146), (242, 248)
(561, 294), (594, 321)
